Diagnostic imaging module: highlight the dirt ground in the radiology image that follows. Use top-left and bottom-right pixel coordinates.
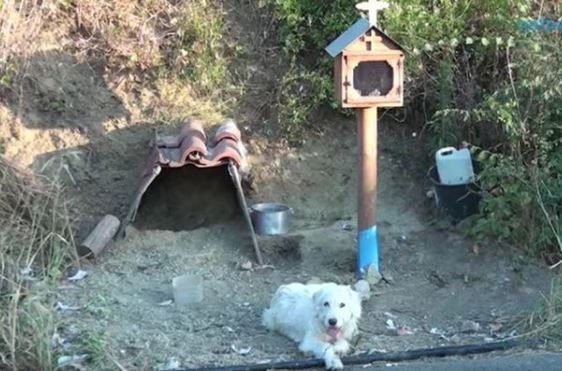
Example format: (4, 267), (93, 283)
(0, 47), (555, 370)
(24, 119), (552, 370)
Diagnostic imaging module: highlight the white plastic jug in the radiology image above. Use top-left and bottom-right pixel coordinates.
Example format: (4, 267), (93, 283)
(435, 147), (474, 185)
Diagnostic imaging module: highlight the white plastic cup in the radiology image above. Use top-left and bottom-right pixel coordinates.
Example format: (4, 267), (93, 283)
(172, 275), (203, 305)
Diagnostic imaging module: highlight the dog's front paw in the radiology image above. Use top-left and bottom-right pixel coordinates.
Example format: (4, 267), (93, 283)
(333, 340), (350, 355)
(324, 355), (344, 370)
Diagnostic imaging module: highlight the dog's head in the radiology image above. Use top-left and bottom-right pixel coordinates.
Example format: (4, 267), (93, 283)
(312, 283), (362, 341)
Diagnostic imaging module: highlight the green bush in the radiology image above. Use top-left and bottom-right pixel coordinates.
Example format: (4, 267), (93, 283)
(263, 0), (562, 258)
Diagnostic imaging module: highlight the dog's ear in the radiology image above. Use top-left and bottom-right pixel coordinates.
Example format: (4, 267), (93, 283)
(347, 286), (362, 320)
(312, 289), (324, 307)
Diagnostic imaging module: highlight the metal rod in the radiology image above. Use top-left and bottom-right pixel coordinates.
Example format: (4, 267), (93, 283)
(357, 106), (379, 278)
(228, 162), (264, 265)
(176, 339), (520, 371)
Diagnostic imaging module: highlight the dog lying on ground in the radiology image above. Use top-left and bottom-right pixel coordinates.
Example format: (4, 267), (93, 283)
(263, 282), (362, 369)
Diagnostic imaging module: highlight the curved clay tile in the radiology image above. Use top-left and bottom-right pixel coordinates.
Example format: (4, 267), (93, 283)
(208, 138), (243, 168)
(213, 120), (241, 144)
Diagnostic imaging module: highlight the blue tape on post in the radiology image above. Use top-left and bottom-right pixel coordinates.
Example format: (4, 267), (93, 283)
(357, 225), (379, 278)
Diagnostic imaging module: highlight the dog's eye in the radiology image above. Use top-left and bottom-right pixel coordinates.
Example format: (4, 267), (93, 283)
(339, 303), (346, 308)
(323, 301), (330, 307)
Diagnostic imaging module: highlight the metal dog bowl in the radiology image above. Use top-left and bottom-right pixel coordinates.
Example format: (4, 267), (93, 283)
(249, 203), (292, 235)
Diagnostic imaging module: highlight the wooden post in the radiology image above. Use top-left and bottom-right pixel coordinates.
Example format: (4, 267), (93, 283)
(78, 215), (121, 258)
(357, 106), (379, 278)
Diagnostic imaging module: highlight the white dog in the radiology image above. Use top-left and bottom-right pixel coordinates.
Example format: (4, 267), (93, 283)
(263, 282), (362, 369)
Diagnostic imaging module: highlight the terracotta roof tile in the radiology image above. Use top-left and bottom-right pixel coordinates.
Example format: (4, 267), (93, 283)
(141, 120), (246, 178)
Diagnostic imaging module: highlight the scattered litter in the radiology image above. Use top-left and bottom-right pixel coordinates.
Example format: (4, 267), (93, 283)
(341, 223), (354, 232)
(20, 267), (37, 281)
(489, 323), (503, 333)
(256, 359), (272, 364)
(430, 327), (445, 335)
(158, 300), (173, 307)
(224, 326), (235, 333)
(57, 354), (88, 368)
(383, 312), (397, 319)
(55, 302), (81, 311)
(243, 302), (250, 307)
(385, 319), (396, 330)
(397, 326), (414, 336)
(50, 332), (68, 350)
(353, 280), (371, 300)
(239, 261), (275, 272)
(156, 357), (181, 371)
(460, 320), (481, 333)
(398, 235), (407, 243)
(231, 344), (253, 356)
(426, 189), (435, 199)
(67, 269), (88, 281)
(240, 261), (254, 271)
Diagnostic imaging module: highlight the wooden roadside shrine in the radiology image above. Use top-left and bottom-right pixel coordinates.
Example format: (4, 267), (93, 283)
(325, 0), (405, 278)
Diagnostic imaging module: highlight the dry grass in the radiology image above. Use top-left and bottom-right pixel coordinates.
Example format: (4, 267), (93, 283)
(0, 157), (78, 370)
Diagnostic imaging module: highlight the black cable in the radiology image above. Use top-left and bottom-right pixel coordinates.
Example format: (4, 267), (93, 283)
(176, 339), (520, 371)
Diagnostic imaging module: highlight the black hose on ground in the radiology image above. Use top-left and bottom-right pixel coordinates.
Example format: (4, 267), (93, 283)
(176, 339), (520, 371)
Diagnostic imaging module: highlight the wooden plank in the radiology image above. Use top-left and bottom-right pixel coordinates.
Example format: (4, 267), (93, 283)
(78, 215), (121, 258)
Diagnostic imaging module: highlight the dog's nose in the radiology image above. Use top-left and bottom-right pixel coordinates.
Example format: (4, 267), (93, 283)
(328, 318), (337, 326)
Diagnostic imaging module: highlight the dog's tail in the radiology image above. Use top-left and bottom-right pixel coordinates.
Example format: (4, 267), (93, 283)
(262, 308), (274, 330)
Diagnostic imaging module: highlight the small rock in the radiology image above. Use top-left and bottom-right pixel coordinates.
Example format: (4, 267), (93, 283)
(461, 320), (481, 333)
(353, 280), (371, 300)
(364, 266), (383, 285)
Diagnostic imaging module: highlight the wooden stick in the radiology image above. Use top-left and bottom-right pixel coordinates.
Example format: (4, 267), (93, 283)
(357, 106), (379, 278)
(228, 162), (264, 265)
(78, 215), (121, 258)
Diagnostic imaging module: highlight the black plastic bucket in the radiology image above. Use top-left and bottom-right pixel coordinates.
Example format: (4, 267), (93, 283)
(429, 165), (481, 222)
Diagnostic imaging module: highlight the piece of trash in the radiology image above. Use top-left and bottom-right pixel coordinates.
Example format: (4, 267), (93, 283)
(398, 235), (407, 242)
(158, 300), (173, 306)
(489, 323), (503, 333)
(67, 269), (88, 281)
(55, 302), (81, 311)
(224, 326), (234, 333)
(256, 359), (272, 364)
(57, 354), (88, 367)
(385, 319), (396, 330)
(242, 302), (250, 307)
(20, 267), (37, 281)
(397, 326), (414, 336)
(238, 347), (253, 356)
(240, 261), (254, 271)
(430, 327), (445, 335)
(50, 332), (67, 350)
(426, 189), (435, 199)
(383, 312), (397, 319)
(484, 337), (495, 342)
(341, 223), (354, 231)
(460, 320), (481, 333)
(156, 357), (181, 370)
(353, 280), (371, 301)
